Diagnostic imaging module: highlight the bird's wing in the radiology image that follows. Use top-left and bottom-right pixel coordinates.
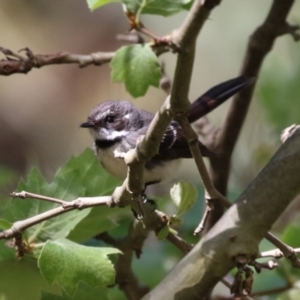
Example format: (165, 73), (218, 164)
(154, 120), (214, 160)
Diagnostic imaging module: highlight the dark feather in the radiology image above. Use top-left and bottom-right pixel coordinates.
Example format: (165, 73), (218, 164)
(155, 121), (214, 160)
(188, 76), (255, 123)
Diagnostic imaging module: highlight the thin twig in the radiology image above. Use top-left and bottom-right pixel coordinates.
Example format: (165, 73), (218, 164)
(249, 260), (278, 272)
(264, 232), (300, 268)
(138, 25), (162, 42)
(10, 191), (69, 206)
(0, 47), (115, 75)
(0, 193), (112, 240)
(194, 197), (214, 235)
(166, 232), (193, 254)
(178, 117), (231, 208)
(221, 278), (232, 289)
(116, 30), (145, 44)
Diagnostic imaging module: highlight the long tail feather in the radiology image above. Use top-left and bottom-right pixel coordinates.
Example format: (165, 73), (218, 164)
(187, 76), (255, 123)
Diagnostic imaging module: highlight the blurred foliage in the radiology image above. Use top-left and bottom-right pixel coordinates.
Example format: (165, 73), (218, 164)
(257, 45), (300, 134)
(87, 0), (193, 16)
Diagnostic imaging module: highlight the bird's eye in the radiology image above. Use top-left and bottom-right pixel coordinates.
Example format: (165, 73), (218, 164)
(105, 115), (115, 123)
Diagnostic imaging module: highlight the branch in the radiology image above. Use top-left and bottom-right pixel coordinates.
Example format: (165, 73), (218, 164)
(1, 191), (192, 260)
(142, 126), (300, 299)
(97, 222), (151, 300)
(0, 47), (115, 75)
(98, 214), (193, 299)
(261, 232), (300, 268)
(208, 0), (299, 229)
(0, 194), (112, 240)
(249, 260), (278, 272)
(0, 39), (171, 76)
(109, 0), (221, 218)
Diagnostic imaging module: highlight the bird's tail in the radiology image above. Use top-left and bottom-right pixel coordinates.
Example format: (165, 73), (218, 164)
(187, 76), (255, 124)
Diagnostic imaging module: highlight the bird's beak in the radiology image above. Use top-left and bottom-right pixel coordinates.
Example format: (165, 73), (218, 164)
(80, 121), (94, 128)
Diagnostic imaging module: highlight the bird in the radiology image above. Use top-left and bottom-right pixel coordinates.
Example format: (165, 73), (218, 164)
(80, 76), (253, 186)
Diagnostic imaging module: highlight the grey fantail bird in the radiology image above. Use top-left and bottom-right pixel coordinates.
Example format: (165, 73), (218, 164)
(81, 76), (253, 185)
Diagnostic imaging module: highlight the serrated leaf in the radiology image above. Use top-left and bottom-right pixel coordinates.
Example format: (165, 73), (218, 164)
(170, 182), (197, 216)
(1, 149), (121, 244)
(38, 239), (120, 296)
(157, 225), (169, 241)
(123, 0), (193, 16)
(7, 167), (88, 243)
(41, 283), (111, 300)
(111, 44), (162, 98)
(87, 0), (120, 11)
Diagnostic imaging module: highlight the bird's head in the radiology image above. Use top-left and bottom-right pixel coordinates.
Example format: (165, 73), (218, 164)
(80, 100), (145, 141)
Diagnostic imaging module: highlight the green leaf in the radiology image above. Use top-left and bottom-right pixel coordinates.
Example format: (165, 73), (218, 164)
(67, 206), (119, 243)
(66, 283), (111, 300)
(169, 215), (183, 226)
(123, 0), (193, 16)
(1, 149), (121, 244)
(41, 283), (111, 300)
(0, 256), (61, 300)
(157, 225), (169, 241)
(111, 44), (162, 98)
(87, 0), (120, 11)
(170, 182), (197, 216)
(40, 292), (63, 300)
(0, 240), (16, 261)
(5, 167), (88, 243)
(38, 239), (120, 296)
(0, 219), (12, 230)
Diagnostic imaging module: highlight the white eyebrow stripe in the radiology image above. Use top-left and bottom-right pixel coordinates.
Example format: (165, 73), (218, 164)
(95, 110), (111, 122)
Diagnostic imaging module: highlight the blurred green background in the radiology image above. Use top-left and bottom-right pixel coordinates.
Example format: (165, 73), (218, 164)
(0, 0), (300, 299)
